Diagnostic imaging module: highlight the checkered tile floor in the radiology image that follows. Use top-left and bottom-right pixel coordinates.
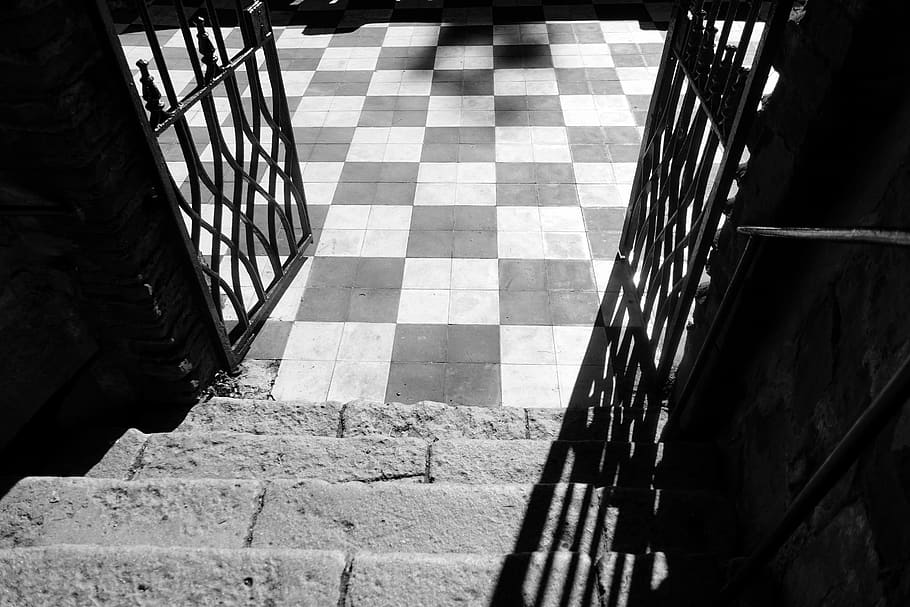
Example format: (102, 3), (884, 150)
(119, 1), (669, 408)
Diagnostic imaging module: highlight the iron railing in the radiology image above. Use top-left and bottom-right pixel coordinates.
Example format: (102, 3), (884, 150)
(610, 0), (794, 405)
(103, 0), (311, 368)
(664, 225), (910, 603)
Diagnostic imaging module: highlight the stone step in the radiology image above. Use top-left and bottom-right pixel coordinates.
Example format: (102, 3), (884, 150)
(0, 545), (723, 607)
(77, 431), (717, 489)
(176, 397), (667, 441)
(0, 477), (735, 556)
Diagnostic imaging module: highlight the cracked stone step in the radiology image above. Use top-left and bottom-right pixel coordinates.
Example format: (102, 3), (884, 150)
(0, 546), (721, 607)
(0, 477), (260, 549)
(430, 439), (720, 489)
(75, 432), (715, 490)
(134, 433), (429, 483)
(345, 551), (723, 607)
(253, 480), (735, 556)
(0, 545), (346, 606)
(0, 478), (734, 555)
(178, 397), (666, 441)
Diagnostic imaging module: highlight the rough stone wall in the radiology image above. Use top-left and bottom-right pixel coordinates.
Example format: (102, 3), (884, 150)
(674, 0), (910, 605)
(0, 0), (222, 445)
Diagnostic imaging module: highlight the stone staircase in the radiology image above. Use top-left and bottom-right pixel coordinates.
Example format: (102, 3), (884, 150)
(0, 397), (733, 605)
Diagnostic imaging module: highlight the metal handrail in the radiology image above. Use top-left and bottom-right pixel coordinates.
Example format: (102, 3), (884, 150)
(738, 225), (910, 246)
(667, 224), (910, 603)
(717, 346), (910, 601)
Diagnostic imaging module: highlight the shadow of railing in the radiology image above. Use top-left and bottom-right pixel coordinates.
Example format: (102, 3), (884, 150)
(489, 257), (720, 605)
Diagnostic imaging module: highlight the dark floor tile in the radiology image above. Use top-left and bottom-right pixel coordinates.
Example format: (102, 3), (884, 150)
(407, 230), (455, 257)
(588, 231), (622, 259)
(537, 184), (580, 206)
(583, 208), (627, 232)
(496, 184), (538, 206)
(380, 162), (419, 183)
(245, 320), (293, 359)
(571, 144), (612, 163)
(546, 260), (596, 291)
(424, 127), (460, 144)
(444, 363), (501, 406)
(558, 81), (591, 95)
(421, 143), (459, 162)
(453, 230), (497, 258)
(293, 126), (322, 144)
(317, 127), (356, 144)
(296, 287), (350, 321)
(496, 163), (535, 184)
(535, 163), (575, 185)
(527, 95), (562, 111)
(386, 362), (446, 404)
(307, 257), (359, 287)
(496, 110), (530, 126)
(306, 205), (329, 230)
(458, 143), (495, 162)
(310, 143), (350, 162)
(528, 111), (565, 126)
(613, 54), (646, 68)
(549, 291), (601, 325)
(336, 82), (370, 96)
(374, 182), (417, 205)
(499, 259), (547, 291)
(392, 324), (448, 363)
(297, 144), (314, 161)
(460, 127), (495, 143)
(363, 95), (397, 111)
(454, 207), (496, 231)
(354, 258), (405, 289)
(396, 96), (430, 111)
(567, 126), (607, 144)
(607, 144), (641, 162)
(602, 127), (642, 144)
(340, 162), (383, 182)
(500, 290), (551, 325)
(585, 68), (618, 81)
(495, 96), (527, 111)
(411, 207), (456, 231)
(438, 25), (494, 46)
(392, 110), (428, 127)
(347, 288), (402, 323)
(589, 80), (624, 95)
(332, 182), (377, 205)
(447, 325), (500, 363)
(358, 110), (395, 127)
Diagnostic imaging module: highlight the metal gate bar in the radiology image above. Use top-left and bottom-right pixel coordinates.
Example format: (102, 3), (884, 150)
(116, 0), (311, 367)
(611, 0), (793, 399)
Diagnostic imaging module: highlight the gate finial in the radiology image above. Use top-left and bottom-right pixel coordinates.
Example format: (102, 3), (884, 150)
(194, 16), (222, 83)
(136, 59), (169, 129)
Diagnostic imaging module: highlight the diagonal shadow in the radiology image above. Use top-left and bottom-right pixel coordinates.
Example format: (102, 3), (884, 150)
(488, 256), (723, 606)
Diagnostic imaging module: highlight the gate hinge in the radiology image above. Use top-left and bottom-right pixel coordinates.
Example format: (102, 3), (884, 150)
(242, 1), (272, 48)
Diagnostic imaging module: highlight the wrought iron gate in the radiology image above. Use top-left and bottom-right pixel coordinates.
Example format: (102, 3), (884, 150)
(606, 0), (793, 402)
(99, 0), (311, 368)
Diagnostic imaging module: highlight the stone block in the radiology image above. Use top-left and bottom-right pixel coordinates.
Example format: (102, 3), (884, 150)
(0, 545), (345, 606)
(252, 480), (602, 555)
(84, 428), (147, 479)
(343, 399), (528, 440)
(135, 433), (428, 483)
(178, 397), (343, 436)
(430, 440), (718, 489)
(346, 551), (594, 607)
(0, 477), (260, 549)
(526, 407), (666, 441)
